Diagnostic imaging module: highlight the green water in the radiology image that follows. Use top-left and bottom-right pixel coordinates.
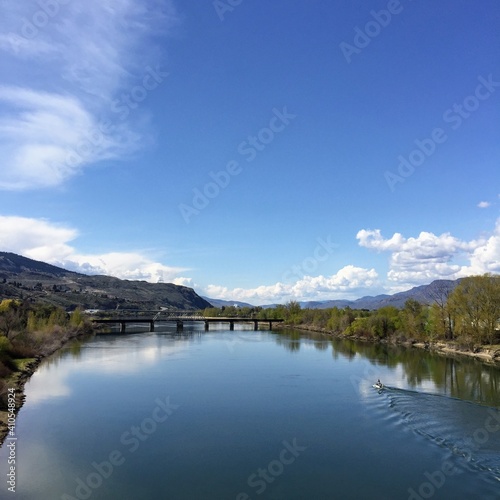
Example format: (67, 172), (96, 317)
(1, 325), (499, 499)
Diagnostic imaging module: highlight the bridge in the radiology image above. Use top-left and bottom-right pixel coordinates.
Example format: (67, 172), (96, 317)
(91, 310), (284, 333)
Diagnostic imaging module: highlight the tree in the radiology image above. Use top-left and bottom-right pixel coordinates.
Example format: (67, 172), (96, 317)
(284, 301), (302, 324)
(428, 281), (455, 339)
(371, 306), (399, 338)
(449, 275), (500, 345)
(400, 299), (426, 339)
(70, 308), (84, 328)
(0, 300), (24, 340)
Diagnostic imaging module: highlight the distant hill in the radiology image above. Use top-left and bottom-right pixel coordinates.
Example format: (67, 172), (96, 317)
(295, 279), (460, 310)
(0, 252), (211, 311)
(202, 297), (254, 309)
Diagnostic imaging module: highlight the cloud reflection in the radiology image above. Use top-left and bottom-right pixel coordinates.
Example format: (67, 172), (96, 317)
(25, 335), (189, 405)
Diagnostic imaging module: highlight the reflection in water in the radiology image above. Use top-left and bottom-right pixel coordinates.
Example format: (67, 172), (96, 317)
(277, 329), (500, 408)
(25, 330), (198, 405)
(274, 329), (302, 352)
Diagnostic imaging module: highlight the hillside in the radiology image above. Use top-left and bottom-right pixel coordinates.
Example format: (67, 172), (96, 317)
(0, 252), (211, 311)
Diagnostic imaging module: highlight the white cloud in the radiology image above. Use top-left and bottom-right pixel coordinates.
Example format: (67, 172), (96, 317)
(202, 265), (379, 305)
(478, 201), (491, 208)
(0, 1), (179, 190)
(357, 222), (500, 289)
(0, 215), (77, 258)
(0, 215), (191, 285)
(463, 219), (500, 275)
(0, 87), (126, 189)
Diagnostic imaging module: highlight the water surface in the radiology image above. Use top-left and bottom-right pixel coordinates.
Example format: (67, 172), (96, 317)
(1, 325), (499, 499)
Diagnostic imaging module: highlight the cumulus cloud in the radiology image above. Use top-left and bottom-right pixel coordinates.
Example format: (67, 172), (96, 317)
(478, 201), (491, 208)
(0, 1), (178, 190)
(0, 215), (191, 285)
(202, 265), (379, 305)
(464, 219), (500, 275)
(357, 222), (500, 289)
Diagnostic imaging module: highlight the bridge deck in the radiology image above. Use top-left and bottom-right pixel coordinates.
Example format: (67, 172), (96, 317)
(92, 316), (284, 333)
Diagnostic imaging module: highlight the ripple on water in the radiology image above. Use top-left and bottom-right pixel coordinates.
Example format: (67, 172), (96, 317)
(371, 386), (500, 485)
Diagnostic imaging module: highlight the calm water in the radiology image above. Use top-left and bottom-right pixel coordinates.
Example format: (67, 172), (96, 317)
(1, 324), (500, 499)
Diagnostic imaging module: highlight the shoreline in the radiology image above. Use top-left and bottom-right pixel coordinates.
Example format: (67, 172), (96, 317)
(1, 322), (499, 447)
(277, 323), (500, 366)
(0, 330), (93, 447)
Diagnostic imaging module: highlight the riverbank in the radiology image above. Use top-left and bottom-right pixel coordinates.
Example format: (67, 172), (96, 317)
(276, 323), (500, 365)
(0, 328), (93, 446)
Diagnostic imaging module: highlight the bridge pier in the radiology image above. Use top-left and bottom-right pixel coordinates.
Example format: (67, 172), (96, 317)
(229, 320), (234, 331)
(253, 320), (258, 331)
(120, 321), (126, 333)
(269, 321), (273, 330)
(176, 320), (184, 332)
(204, 321), (209, 331)
(149, 320), (155, 332)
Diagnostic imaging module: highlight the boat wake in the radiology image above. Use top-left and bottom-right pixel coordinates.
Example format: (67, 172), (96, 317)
(375, 386), (500, 485)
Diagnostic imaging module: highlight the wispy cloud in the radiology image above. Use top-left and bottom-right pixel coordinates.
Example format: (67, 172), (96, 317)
(478, 201), (492, 208)
(0, 0), (179, 190)
(0, 87), (123, 189)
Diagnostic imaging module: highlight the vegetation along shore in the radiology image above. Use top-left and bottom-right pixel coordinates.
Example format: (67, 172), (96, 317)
(0, 300), (93, 445)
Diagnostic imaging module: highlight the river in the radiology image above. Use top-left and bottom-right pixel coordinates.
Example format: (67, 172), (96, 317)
(1, 324), (499, 499)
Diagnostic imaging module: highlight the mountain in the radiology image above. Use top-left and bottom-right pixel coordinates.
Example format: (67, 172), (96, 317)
(0, 252), (211, 311)
(202, 297), (255, 309)
(296, 279), (460, 310)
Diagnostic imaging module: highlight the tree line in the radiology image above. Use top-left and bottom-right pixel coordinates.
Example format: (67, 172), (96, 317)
(203, 275), (500, 347)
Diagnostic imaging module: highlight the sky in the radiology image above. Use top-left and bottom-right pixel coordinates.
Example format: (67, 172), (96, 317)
(0, 0), (499, 305)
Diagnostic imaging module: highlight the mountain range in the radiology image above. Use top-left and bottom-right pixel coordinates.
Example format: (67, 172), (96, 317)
(0, 252), (211, 311)
(293, 279), (460, 310)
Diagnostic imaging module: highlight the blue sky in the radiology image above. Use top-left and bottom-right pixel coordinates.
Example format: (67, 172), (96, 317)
(0, 0), (499, 305)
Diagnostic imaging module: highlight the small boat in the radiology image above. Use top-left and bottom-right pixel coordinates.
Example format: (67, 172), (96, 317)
(373, 380), (384, 389)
